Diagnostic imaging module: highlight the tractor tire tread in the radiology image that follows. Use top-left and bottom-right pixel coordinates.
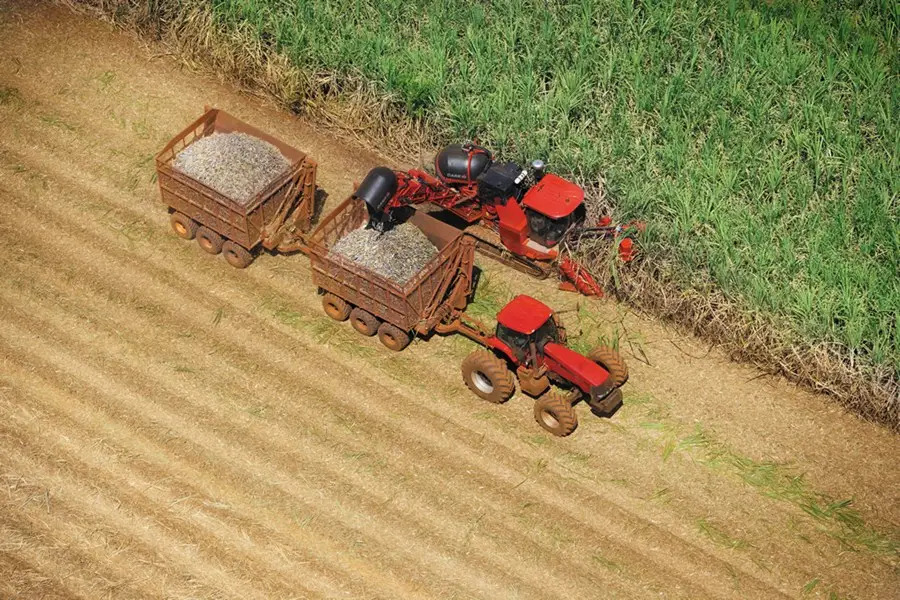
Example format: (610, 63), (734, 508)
(534, 392), (578, 436)
(461, 350), (515, 404)
(588, 346), (629, 387)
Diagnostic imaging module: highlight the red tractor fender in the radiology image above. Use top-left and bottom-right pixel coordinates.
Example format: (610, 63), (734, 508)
(484, 336), (518, 364)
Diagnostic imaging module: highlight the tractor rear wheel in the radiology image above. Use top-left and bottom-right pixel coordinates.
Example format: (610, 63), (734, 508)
(322, 293), (351, 321)
(350, 308), (380, 336)
(170, 212), (198, 240)
(377, 322), (411, 352)
(588, 346), (629, 387)
(222, 241), (254, 268)
(461, 350), (515, 404)
(196, 226), (224, 255)
(534, 392), (578, 437)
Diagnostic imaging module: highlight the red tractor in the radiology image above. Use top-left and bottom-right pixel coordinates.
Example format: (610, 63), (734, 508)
(356, 144), (641, 296)
(437, 295), (629, 436)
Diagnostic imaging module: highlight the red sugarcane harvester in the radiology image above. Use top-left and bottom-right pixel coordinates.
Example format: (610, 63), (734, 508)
(357, 143), (642, 296)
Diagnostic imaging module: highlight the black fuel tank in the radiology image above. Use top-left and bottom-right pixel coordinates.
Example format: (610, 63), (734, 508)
(356, 166), (398, 218)
(435, 144), (493, 186)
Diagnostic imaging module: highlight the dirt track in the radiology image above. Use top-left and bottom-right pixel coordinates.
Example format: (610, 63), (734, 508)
(0, 2), (897, 598)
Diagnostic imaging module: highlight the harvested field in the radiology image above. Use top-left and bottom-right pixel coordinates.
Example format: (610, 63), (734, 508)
(173, 131), (289, 204)
(0, 3), (898, 599)
(331, 222), (437, 284)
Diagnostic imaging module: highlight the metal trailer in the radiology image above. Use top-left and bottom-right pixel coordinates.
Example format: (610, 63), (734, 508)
(155, 108), (317, 267)
(307, 197), (476, 351)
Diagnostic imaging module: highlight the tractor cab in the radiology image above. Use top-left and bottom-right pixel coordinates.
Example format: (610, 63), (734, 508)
(495, 295), (561, 366)
(521, 174), (586, 247)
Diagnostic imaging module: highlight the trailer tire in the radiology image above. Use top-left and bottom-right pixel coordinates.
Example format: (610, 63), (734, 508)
(377, 322), (411, 352)
(534, 392), (578, 437)
(322, 293), (351, 321)
(461, 350), (515, 404)
(350, 308), (380, 337)
(170, 212), (198, 240)
(588, 346), (628, 387)
(222, 241), (254, 268)
(196, 227), (224, 255)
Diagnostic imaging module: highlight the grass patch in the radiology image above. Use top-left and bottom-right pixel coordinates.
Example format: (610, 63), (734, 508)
(801, 578), (852, 600)
(591, 552), (623, 572)
(628, 395), (899, 558)
(463, 269), (512, 324)
(696, 518), (751, 550)
(0, 85), (23, 106)
(38, 114), (78, 132)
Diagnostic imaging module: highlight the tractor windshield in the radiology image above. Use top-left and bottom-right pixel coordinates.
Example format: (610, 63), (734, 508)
(496, 318), (559, 365)
(496, 324), (530, 363)
(532, 318), (560, 352)
(525, 204), (586, 247)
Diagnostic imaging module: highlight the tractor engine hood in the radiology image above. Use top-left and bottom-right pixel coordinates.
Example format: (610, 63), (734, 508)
(542, 342), (609, 392)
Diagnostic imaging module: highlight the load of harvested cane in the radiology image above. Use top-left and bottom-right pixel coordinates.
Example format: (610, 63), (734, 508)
(330, 223), (437, 284)
(173, 132), (289, 204)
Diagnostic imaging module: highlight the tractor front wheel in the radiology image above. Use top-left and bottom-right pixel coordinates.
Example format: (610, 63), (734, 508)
(588, 346), (629, 387)
(461, 350), (515, 404)
(534, 392), (578, 437)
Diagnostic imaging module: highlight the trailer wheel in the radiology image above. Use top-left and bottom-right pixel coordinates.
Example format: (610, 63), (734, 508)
(377, 322), (411, 352)
(170, 212), (198, 240)
(196, 227), (224, 255)
(350, 308), (380, 337)
(222, 241), (254, 269)
(322, 293), (351, 321)
(534, 392), (578, 437)
(461, 350), (515, 404)
(588, 346), (629, 387)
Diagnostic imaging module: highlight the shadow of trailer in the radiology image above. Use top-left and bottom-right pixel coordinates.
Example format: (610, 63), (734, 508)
(155, 107), (317, 268)
(307, 197), (476, 352)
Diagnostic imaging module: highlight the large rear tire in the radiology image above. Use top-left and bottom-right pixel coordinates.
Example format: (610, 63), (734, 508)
(461, 350), (515, 404)
(170, 212), (198, 240)
(222, 241), (254, 268)
(588, 346), (628, 387)
(377, 322), (411, 352)
(322, 293), (351, 321)
(350, 307), (380, 336)
(196, 226), (224, 255)
(534, 392), (578, 437)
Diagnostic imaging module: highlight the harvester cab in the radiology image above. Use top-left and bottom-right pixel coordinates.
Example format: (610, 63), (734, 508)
(435, 143), (588, 257)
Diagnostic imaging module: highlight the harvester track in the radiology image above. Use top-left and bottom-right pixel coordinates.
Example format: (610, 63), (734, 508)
(463, 223), (553, 280)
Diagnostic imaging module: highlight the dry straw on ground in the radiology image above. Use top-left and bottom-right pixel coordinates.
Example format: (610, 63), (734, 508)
(62, 0), (899, 429)
(174, 132), (288, 203)
(331, 223), (436, 284)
